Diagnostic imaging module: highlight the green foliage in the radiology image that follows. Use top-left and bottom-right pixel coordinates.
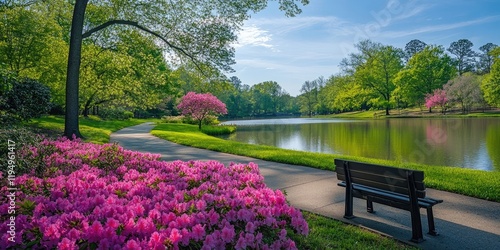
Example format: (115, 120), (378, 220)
(201, 125), (236, 136)
(395, 46), (456, 108)
(3, 78), (51, 122)
(98, 108), (134, 120)
(481, 47), (500, 107)
(29, 116), (153, 144)
(162, 115), (184, 123)
(0, 127), (47, 176)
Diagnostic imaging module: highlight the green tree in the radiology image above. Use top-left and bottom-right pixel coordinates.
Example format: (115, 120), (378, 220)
(353, 42), (404, 115)
(481, 47), (500, 107)
(62, 0), (308, 138)
(394, 46), (456, 110)
(477, 43), (498, 74)
(299, 80), (318, 117)
(447, 39), (477, 75)
(404, 39), (426, 63)
(251, 81), (285, 116)
(0, 6), (62, 76)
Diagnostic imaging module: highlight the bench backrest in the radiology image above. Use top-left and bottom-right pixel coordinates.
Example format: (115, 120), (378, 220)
(335, 159), (426, 198)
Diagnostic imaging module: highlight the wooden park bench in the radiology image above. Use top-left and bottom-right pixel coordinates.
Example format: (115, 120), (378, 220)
(334, 159), (443, 243)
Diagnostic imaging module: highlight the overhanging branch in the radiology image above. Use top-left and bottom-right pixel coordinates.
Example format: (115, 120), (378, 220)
(82, 19), (204, 72)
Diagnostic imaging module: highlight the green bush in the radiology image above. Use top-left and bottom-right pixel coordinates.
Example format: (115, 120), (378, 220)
(0, 127), (46, 176)
(2, 78), (51, 124)
(98, 108), (134, 120)
(162, 115), (184, 123)
(181, 115), (221, 126)
(201, 125), (237, 136)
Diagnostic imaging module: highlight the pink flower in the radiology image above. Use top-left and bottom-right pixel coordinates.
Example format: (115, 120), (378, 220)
(57, 238), (77, 250)
(191, 224), (205, 241)
(86, 221), (103, 243)
(148, 232), (166, 250)
(169, 228), (183, 244)
(221, 225), (235, 243)
(0, 138), (309, 249)
(124, 239), (141, 250)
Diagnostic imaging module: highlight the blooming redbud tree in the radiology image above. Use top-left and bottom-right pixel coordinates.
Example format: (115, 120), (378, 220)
(177, 92), (227, 129)
(425, 89), (448, 114)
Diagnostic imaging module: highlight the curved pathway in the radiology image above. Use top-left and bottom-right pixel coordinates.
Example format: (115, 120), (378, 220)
(111, 123), (500, 249)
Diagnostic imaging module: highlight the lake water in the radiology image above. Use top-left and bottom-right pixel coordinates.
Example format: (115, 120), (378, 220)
(219, 118), (500, 171)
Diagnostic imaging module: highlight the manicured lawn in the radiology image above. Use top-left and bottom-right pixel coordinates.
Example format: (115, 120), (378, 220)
(292, 211), (415, 249)
(29, 115), (159, 144)
(152, 123), (500, 202)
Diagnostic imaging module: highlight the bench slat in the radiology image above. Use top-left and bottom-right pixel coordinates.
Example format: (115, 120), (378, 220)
(334, 159), (443, 243)
(335, 159), (424, 181)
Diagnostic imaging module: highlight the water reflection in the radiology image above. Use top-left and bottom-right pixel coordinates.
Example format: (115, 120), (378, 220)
(220, 118), (500, 171)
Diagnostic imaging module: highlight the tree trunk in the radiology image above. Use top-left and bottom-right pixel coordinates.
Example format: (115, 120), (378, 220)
(198, 120), (202, 130)
(64, 0), (89, 139)
(385, 107), (390, 116)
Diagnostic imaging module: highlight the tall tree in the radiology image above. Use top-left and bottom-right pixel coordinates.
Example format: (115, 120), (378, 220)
(395, 46), (456, 110)
(481, 47), (500, 107)
(477, 43), (498, 74)
(355, 44), (403, 115)
(447, 39), (477, 75)
(299, 80), (318, 117)
(251, 81), (285, 115)
(404, 39), (426, 62)
(444, 73), (484, 113)
(62, 0), (308, 138)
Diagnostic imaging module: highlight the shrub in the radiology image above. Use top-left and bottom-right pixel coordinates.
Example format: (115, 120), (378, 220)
(201, 125), (237, 136)
(98, 108), (134, 120)
(162, 115), (184, 123)
(0, 127), (46, 177)
(0, 139), (308, 249)
(4, 78), (51, 122)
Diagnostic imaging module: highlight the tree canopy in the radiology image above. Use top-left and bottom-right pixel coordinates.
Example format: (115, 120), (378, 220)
(61, 0), (308, 138)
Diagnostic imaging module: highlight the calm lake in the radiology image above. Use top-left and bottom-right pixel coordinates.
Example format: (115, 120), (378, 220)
(219, 118), (500, 171)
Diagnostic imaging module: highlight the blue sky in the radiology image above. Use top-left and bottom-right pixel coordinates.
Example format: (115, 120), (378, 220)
(230, 0), (500, 96)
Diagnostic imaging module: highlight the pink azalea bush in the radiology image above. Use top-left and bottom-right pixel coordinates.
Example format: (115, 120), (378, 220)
(177, 92), (227, 129)
(0, 138), (308, 249)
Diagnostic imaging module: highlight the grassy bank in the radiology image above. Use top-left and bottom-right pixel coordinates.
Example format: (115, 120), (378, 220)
(28, 116), (157, 144)
(319, 108), (500, 119)
(292, 211), (414, 249)
(152, 123), (500, 202)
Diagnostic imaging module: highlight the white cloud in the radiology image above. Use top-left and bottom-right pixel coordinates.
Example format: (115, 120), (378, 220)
(381, 16), (500, 38)
(233, 25), (275, 50)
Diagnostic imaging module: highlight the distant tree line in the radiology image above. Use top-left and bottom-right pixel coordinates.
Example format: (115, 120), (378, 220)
(297, 39), (500, 116)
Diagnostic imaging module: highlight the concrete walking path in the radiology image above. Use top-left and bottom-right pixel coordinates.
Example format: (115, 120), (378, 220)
(110, 123), (500, 249)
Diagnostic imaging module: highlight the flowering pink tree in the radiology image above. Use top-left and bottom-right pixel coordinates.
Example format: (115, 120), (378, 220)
(177, 92), (227, 129)
(425, 89), (448, 114)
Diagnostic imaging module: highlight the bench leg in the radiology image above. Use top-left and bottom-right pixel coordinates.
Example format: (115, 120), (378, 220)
(426, 207), (439, 236)
(344, 187), (354, 219)
(367, 198), (374, 213)
(410, 207), (424, 243)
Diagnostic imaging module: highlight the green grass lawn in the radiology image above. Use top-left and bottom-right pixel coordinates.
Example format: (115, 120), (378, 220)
(28, 115), (159, 144)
